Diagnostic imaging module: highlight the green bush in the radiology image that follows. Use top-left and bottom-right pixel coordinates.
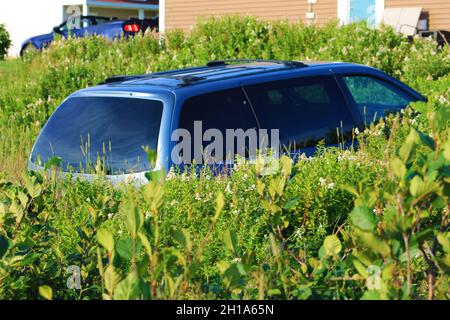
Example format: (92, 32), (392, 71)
(0, 16), (449, 300)
(0, 24), (11, 60)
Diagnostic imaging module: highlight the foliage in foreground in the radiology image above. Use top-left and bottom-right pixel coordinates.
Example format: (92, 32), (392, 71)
(0, 16), (449, 299)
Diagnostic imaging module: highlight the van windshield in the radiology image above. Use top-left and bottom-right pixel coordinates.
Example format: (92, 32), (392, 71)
(31, 96), (163, 174)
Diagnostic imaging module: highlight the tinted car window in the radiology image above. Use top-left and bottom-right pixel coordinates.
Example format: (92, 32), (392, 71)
(244, 76), (356, 151)
(31, 97), (163, 174)
(343, 75), (414, 124)
(178, 88), (258, 163)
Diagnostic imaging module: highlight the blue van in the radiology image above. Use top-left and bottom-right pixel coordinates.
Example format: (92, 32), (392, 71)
(28, 60), (425, 182)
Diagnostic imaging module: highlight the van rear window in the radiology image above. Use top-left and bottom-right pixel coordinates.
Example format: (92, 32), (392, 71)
(31, 96), (163, 174)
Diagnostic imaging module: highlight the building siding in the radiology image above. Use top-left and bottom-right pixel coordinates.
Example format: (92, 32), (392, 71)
(165, 0), (338, 31)
(385, 0), (450, 30)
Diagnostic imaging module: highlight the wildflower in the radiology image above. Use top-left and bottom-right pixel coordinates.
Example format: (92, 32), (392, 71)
(145, 211), (151, 219)
(195, 192), (201, 201)
(318, 177), (326, 186)
(225, 182), (232, 194)
(169, 200), (177, 206)
(166, 167), (175, 180)
(294, 228), (303, 239)
(328, 182), (335, 190)
(107, 212), (114, 219)
(354, 127), (360, 135)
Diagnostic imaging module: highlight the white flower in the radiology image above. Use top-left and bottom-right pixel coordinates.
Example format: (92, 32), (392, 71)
(225, 182), (232, 194)
(328, 182), (335, 190)
(169, 200), (177, 206)
(438, 95), (447, 104)
(318, 177), (326, 186)
(354, 127), (360, 135)
(166, 167), (176, 180)
(195, 192), (201, 201)
(294, 229), (303, 239)
(107, 212), (114, 219)
(145, 211), (151, 219)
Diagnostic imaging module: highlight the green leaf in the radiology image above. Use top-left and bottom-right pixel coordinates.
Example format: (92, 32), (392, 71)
(294, 285), (312, 300)
(145, 170), (165, 183)
(353, 259), (368, 278)
(123, 201), (143, 238)
(103, 265), (120, 296)
(97, 228), (114, 253)
(350, 206), (377, 231)
(223, 229), (238, 255)
(417, 130), (435, 150)
(437, 233), (450, 253)
(356, 231), (391, 257)
(213, 192), (224, 222)
(399, 129), (421, 163)
(390, 157), (406, 178)
(116, 237), (141, 260)
(283, 197), (300, 210)
(410, 101), (427, 114)
(138, 232), (152, 257)
(44, 156), (61, 170)
(409, 175), (423, 197)
(323, 234), (342, 256)
(172, 228), (192, 252)
(443, 138), (450, 161)
(39, 285), (53, 300)
(267, 288), (282, 297)
(361, 290), (381, 300)
(114, 272), (140, 300)
(0, 234), (10, 259)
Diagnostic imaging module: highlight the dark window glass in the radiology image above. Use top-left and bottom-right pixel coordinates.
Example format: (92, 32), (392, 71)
(244, 76), (356, 150)
(178, 88), (258, 162)
(31, 97), (163, 174)
(343, 75), (414, 124)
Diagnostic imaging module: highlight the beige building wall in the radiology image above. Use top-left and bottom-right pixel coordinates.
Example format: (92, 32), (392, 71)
(385, 0), (450, 30)
(165, 0), (338, 30)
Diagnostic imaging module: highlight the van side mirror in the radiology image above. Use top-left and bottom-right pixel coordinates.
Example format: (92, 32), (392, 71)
(53, 26), (61, 34)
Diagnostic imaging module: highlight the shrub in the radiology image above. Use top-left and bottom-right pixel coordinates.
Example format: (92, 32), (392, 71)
(0, 24), (11, 60)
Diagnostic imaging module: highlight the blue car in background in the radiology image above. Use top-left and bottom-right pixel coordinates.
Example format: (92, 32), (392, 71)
(20, 15), (158, 56)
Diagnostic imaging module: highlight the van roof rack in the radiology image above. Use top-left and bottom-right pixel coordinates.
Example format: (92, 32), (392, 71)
(102, 74), (206, 86)
(206, 59), (307, 68)
(101, 59), (308, 86)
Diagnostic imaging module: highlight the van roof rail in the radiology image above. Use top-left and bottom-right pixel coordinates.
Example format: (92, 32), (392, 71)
(101, 74), (205, 86)
(206, 59), (308, 68)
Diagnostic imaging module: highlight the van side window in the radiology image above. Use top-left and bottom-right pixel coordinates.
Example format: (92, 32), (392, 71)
(178, 88), (258, 163)
(343, 75), (414, 124)
(244, 76), (356, 151)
